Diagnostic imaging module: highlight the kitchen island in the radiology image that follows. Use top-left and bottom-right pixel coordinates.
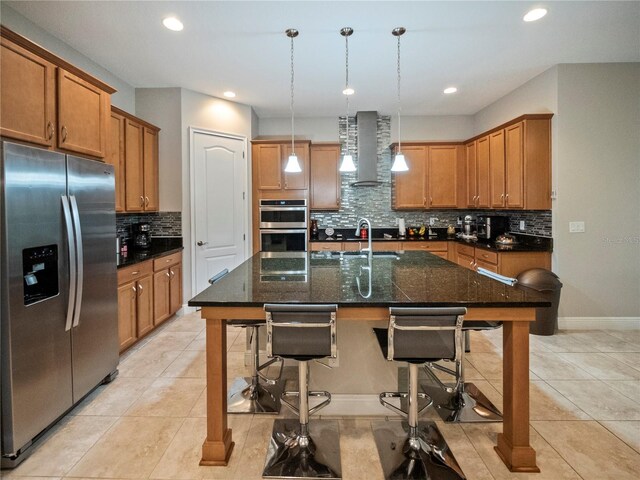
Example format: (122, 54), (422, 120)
(189, 250), (551, 473)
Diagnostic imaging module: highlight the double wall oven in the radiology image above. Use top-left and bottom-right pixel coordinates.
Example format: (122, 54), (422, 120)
(259, 199), (307, 252)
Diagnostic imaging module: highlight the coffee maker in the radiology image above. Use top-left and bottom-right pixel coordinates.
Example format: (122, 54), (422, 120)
(133, 223), (152, 249)
(477, 215), (509, 240)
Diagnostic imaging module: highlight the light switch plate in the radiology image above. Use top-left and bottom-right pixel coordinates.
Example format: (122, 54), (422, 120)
(519, 220), (526, 230)
(569, 221), (585, 233)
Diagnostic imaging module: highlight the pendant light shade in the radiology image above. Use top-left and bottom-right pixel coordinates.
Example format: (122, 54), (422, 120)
(284, 28), (301, 174)
(339, 27), (357, 173)
(391, 27), (409, 173)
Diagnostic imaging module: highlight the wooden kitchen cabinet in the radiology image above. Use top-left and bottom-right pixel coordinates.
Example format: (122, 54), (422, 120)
(1, 27), (115, 157)
(253, 140), (310, 191)
(153, 252), (182, 325)
(107, 111), (125, 212)
(310, 143), (341, 210)
(401, 241), (449, 259)
(116, 260), (154, 352)
(466, 137), (491, 208)
(114, 107), (160, 212)
(489, 130), (506, 208)
(392, 144), (461, 210)
(505, 122), (524, 208)
(455, 243), (550, 277)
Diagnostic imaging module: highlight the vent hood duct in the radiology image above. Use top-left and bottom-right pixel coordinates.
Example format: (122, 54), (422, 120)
(351, 111), (383, 187)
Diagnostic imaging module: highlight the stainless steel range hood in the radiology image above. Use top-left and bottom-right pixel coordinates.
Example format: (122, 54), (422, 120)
(351, 111), (383, 187)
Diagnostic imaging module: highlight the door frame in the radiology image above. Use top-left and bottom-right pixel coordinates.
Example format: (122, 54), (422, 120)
(188, 127), (250, 298)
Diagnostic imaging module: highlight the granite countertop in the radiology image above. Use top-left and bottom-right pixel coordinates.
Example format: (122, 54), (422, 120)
(311, 228), (552, 252)
(189, 251), (551, 308)
(117, 237), (183, 269)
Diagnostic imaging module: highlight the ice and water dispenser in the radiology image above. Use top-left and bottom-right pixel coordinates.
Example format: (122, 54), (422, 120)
(22, 244), (59, 306)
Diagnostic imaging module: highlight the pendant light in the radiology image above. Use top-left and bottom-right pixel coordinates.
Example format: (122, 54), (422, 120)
(339, 27), (356, 173)
(284, 28), (301, 173)
(391, 27), (409, 172)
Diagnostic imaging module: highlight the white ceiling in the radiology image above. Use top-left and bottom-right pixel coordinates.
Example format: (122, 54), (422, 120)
(5, 1), (640, 118)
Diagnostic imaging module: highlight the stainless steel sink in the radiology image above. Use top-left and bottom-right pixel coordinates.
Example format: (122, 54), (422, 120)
(311, 251), (400, 260)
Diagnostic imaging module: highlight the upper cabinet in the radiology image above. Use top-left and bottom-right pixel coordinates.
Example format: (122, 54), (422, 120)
(0, 27), (115, 158)
(466, 137), (491, 208)
(107, 111), (126, 212)
(392, 144), (462, 210)
(111, 107), (160, 213)
(310, 143), (341, 210)
(252, 140), (310, 192)
(483, 117), (551, 210)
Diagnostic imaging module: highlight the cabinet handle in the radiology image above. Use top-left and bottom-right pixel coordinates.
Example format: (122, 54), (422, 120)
(430, 197), (433, 206)
(505, 193), (509, 201)
(166, 271), (171, 278)
(170, 269), (175, 277)
(476, 196), (480, 207)
(145, 196), (150, 207)
(47, 122), (54, 140)
(137, 284), (143, 295)
(336, 199), (340, 206)
(284, 182), (288, 189)
(61, 126), (68, 142)
(423, 197), (427, 207)
(140, 196), (144, 207)
(131, 271), (139, 275)
(131, 286), (137, 293)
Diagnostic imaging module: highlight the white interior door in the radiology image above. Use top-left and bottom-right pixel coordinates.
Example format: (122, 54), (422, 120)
(192, 130), (247, 295)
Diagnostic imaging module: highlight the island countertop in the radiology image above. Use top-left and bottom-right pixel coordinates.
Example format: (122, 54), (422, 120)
(188, 250), (551, 308)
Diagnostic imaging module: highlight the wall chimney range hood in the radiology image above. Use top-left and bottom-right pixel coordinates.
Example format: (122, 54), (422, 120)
(351, 111), (383, 187)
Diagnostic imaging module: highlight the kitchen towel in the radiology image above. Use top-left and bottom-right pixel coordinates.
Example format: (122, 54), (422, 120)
(477, 267), (517, 286)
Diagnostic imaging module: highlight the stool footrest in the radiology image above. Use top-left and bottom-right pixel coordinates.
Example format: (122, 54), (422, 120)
(281, 390), (332, 417)
(379, 391), (432, 419)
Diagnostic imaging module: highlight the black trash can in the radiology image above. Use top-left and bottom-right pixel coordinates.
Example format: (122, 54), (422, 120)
(516, 268), (563, 336)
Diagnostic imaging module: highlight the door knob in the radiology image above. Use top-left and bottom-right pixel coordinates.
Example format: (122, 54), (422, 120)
(197, 241), (208, 246)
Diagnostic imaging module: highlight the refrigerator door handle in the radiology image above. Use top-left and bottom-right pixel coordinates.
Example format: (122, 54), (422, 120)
(61, 195), (76, 332)
(69, 195), (84, 328)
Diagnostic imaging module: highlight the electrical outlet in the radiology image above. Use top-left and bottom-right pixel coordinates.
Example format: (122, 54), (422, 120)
(569, 221), (585, 233)
(519, 220), (526, 231)
(429, 217), (436, 226)
(551, 189), (558, 200)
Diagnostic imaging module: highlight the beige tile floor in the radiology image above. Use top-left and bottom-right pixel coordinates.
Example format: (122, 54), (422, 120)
(2, 311), (639, 480)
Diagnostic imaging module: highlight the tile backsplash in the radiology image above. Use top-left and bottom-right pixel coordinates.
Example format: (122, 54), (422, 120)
(310, 114), (552, 238)
(116, 212), (181, 238)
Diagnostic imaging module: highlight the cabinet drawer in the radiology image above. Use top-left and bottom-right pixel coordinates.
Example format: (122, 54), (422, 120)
(118, 260), (152, 285)
(432, 251), (448, 259)
(153, 252), (182, 271)
(402, 241), (447, 252)
(457, 253), (475, 270)
(475, 249), (498, 265)
(373, 241), (401, 251)
(310, 242), (339, 251)
(456, 243), (475, 257)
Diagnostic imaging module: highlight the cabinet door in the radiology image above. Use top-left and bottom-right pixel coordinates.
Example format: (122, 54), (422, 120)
(465, 142), (477, 207)
(393, 146), (427, 209)
(136, 275), (154, 337)
(0, 38), (56, 147)
(476, 259), (498, 274)
(283, 143), (309, 190)
(57, 69), (109, 158)
(169, 263), (182, 315)
(117, 282), (138, 352)
(456, 252), (475, 271)
(254, 144), (283, 190)
(124, 120), (144, 211)
(310, 144), (340, 210)
(153, 269), (171, 325)
(505, 122), (524, 209)
(489, 130), (506, 208)
(428, 146), (458, 208)
(143, 127), (159, 211)
(107, 112), (126, 212)
(476, 136), (491, 208)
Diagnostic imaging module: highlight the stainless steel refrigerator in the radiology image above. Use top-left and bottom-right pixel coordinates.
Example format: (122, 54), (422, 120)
(1, 141), (119, 467)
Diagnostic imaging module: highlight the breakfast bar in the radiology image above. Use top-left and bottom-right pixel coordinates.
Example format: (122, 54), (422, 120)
(189, 250), (551, 473)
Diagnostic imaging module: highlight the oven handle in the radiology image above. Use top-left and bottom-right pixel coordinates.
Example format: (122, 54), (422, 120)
(259, 206), (307, 212)
(260, 229), (308, 234)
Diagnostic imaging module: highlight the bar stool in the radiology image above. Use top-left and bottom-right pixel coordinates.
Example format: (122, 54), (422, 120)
(422, 321), (502, 423)
(262, 303), (341, 480)
(372, 307), (467, 480)
(208, 270), (283, 414)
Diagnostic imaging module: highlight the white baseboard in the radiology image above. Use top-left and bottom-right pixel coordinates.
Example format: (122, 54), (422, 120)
(317, 394), (389, 417)
(558, 317), (640, 330)
(180, 305), (199, 315)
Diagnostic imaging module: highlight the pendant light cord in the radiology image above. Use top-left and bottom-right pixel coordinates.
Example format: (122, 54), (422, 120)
(290, 33), (295, 155)
(345, 32), (350, 155)
(396, 33), (402, 154)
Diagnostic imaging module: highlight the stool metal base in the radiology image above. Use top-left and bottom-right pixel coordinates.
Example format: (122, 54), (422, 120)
(372, 420), (466, 480)
(263, 418), (341, 479)
(227, 376), (282, 414)
(422, 382), (502, 423)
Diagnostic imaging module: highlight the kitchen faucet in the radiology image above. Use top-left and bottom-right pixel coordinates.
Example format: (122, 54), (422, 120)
(355, 217), (372, 254)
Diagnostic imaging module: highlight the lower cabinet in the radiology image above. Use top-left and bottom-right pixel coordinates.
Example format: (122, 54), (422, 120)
(455, 243), (550, 277)
(117, 251), (182, 353)
(401, 241), (449, 259)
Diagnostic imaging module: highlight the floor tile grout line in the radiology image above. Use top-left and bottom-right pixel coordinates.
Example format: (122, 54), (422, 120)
(554, 351), (640, 381)
(601, 351), (640, 374)
(595, 419), (640, 455)
(456, 422), (497, 480)
(528, 421), (586, 480)
(146, 416), (188, 480)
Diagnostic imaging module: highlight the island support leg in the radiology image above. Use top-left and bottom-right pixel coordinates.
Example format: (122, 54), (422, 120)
(495, 320), (540, 472)
(200, 316), (234, 466)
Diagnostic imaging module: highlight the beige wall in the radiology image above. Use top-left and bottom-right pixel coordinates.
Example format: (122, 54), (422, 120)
(2, 5), (136, 111)
(258, 116), (338, 141)
(473, 63), (640, 321)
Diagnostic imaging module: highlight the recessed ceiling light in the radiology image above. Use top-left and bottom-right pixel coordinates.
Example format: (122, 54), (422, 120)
(342, 87), (355, 96)
(223, 91), (236, 98)
(162, 16), (184, 31)
(443, 87), (458, 94)
(523, 8), (547, 22)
